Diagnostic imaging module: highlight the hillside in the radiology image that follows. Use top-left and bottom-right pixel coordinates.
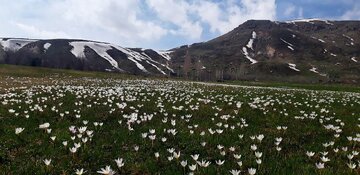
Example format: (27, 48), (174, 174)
(0, 38), (173, 76)
(1, 19), (360, 84)
(170, 19), (360, 84)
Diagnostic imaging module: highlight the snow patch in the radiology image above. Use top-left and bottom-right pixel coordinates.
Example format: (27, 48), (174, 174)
(113, 46), (172, 74)
(280, 38), (294, 47)
(343, 34), (354, 41)
(330, 53), (337, 57)
(280, 38), (295, 51)
(351, 57), (358, 62)
(309, 67), (319, 73)
(318, 39), (326, 43)
(246, 31), (257, 50)
(288, 63), (300, 72)
(156, 50), (172, 61)
(285, 19), (334, 25)
(242, 47), (258, 64)
(69, 41), (120, 70)
(0, 38), (37, 52)
(43, 43), (51, 51)
(110, 45), (148, 73)
(140, 52), (173, 74)
(343, 34), (355, 46)
(309, 67), (327, 76)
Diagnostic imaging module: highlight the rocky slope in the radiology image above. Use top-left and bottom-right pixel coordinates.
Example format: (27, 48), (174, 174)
(1, 19), (360, 83)
(170, 19), (360, 83)
(0, 38), (173, 76)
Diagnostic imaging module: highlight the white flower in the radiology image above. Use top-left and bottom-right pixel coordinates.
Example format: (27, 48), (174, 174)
(15, 127), (25, 135)
(256, 134), (264, 142)
(248, 168), (256, 175)
(43, 159), (51, 166)
(250, 144), (257, 151)
(191, 154), (199, 161)
(62, 141), (68, 147)
(180, 160), (187, 167)
(220, 151), (226, 156)
(115, 158), (124, 168)
(306, 151), (315, 158)
(75, 168), (86, 175)
(50, 136), (56, 141)
(320, 156), (330, 162)
(315, 162), (325, 169)
(237, 161), (242, 167)
(74, 142), (81, 149)
(39, 123), (50, 129)
(134, 145), (139, 151)
(197, 159), (211, 167)
(154, 152), (160, 158)
(8, 109), (15, 113)
(189, 164), (197, 171)
(352, 151), (359, 156)
(255, 152), (262, 158)
(342, 147), (348, 152)
(173, 151), (181, 159)
(149, 135), (156, 140)
(149, 129), (155, 134)
(217, 144), (224, 150)
(233, 154), (241, 159)
(69, 147), (77, 153)
(347, 162), (356, 169)
(229, 169), (241, 175)
(215, 160), (225, 166)
(141, 133), (148, 138)
(97, 166), (116, 175)
(256, 159), (262, 164)
(276, 146), (282, 151)
(167, 148), (175, 153)
(275, 137), (283, 142)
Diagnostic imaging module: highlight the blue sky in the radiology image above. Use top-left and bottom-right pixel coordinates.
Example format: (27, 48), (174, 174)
(0, 0), (359, 50)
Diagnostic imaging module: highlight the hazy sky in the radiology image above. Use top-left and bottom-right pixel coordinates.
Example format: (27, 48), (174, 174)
(0, 0), (359, 50)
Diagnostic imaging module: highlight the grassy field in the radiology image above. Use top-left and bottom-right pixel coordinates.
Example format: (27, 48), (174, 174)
(0, 65), (359, 175)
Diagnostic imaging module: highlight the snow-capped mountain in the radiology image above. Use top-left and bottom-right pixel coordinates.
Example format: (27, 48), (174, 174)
(1, 19), (360, 83)
(170, 19), (360, 83)
(0, 38), (173, 75)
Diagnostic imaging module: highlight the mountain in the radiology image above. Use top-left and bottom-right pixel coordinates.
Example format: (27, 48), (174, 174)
(170, 19), (360, 83)
(1, 19), (360, 84)
(0, 38), (174, 76)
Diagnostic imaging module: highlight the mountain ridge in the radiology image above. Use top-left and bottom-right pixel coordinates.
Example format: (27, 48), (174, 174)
(1, 19), (359, 84)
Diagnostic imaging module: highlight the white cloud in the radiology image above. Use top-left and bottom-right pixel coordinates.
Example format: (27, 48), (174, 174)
(197, 0), (276, 34)
(14, 22), (71, 39)
(284, 4), (296, 17)
(341, 3), (360, 20)
(145, 0), (203, 39)
(0, 0), (278, 49)
(52, 0), (168, 43)
(298, 7), (304, 19)
(146, 0), (277, 38)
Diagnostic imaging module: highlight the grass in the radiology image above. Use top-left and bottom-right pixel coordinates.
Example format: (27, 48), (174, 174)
(0, 65), (359, 175)
(226, 80), (360, 93)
